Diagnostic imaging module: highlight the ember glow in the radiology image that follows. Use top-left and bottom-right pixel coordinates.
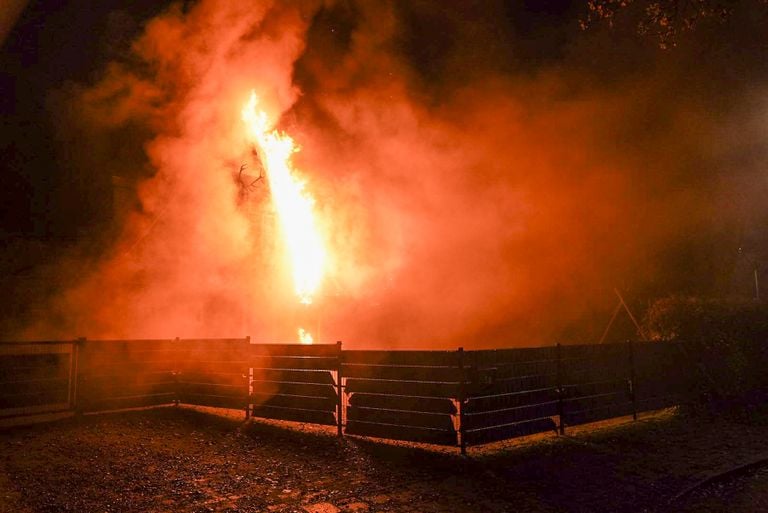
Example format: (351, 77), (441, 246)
(298, 328), (314, 345)
(242, 91), (326, 342)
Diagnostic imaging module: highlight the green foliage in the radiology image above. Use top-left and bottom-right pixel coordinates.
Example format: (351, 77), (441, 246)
(642, 297), (768, 403)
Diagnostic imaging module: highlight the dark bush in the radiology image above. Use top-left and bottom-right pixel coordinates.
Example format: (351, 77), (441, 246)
(642, 297), (768, 404)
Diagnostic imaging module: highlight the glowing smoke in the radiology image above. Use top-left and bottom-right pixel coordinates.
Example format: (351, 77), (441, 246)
(18, 0), (768, 348)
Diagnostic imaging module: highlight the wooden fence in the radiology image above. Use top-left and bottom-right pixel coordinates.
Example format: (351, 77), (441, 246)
(0, 339), (694, 452)
(342, 350), (460, 445)
(0, 341), (75, 418)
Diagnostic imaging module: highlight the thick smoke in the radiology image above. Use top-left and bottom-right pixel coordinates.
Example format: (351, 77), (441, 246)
(22, 0), (768, 347)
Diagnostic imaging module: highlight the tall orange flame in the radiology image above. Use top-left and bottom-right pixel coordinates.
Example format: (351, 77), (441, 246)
(242, 92), (326, 341)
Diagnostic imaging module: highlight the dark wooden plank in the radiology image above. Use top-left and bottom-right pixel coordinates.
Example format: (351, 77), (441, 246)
(79, 371), (176, 387)
(469, 374), (558, 395)
(250, 393), (337, 411)
(466, 388), (557, 412)
(0, 354), (71, 381)
(345, 420), (457, 446)
(343, 350), (457, 367)
(345, 379), (459, 398)
(247, 356), (339, 370)
(81, 393), (176, 412)
(176, 362), (249, 375)
(0, 353), (71, 367)
(346, 406), (455, 430)
(251, 381), (337, 398)
(463, 402), (558, 430)
(563, 401), (636, 426)
(79, 357), (179, 373)
(80, 339), (177, 353)
(341, 364), (459, 382)
(176, 348), (250, 359)
(0, 365), (71, 383)
(478, 360), (559, 380)
(176, 372), (247, 386)
(562, 392), (626, 413)
(348, 393), (456, 414)
(87, 349), (185, 361)
(564, 365), (628, 385)
(79, 381), (178, 400)
(178, 393), (246, 409)
(560, 353), (627, 369)
(562, 380), (628, 399)
(178, 382), (247, 397)
(464, 417), (558, 446)
(250, 405), (336, 425)
(251, 368), (335, 385)
(0, 377), (72, 395)
(467, 347), (558, 367)
(559, 343), (625, 359)
(0, 340), (74, 348)
(176, 338), (250, 353)
(0, 389), (69, 409)
(246, 344), (339, 357)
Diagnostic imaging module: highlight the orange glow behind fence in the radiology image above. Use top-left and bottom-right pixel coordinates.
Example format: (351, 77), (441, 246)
(242, 92), (325, 342)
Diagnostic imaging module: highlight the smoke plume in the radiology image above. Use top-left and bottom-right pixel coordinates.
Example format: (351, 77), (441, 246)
(22, 0), (768, 347)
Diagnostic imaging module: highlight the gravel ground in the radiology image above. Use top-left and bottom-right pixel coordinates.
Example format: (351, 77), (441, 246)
(1, 406), (768, 512)
(675, 464), (768, 512)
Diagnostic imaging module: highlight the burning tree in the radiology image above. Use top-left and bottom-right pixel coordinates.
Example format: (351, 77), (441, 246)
(241, 92), (327, 344)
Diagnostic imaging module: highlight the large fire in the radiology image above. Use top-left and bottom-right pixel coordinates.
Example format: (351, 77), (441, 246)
(241, 92), (326, 343)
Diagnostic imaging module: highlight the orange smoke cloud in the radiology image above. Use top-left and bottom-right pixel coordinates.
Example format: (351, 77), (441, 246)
(22, 0), (762, 348)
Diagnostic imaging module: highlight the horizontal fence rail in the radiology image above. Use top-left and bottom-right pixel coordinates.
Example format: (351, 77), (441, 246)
(0, 338), (695, 452)
(342, 349), (460, 446)
(0, 341), (75, 418)
(247, 341), (340, 427)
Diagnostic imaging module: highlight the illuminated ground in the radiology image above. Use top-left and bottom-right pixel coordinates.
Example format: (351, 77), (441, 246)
(1, 406), (768, 512)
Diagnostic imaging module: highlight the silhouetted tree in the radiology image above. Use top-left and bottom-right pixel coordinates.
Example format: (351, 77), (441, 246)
(582, 0), (767, 47)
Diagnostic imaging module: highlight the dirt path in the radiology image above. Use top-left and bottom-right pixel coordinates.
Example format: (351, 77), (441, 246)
(1, 406), (768, 512)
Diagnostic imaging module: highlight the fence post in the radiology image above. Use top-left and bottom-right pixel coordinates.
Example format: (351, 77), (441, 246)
(245, 336), (251, 420)
(74, 337), (86, 416)
(173, 337), (181, 407)
(68, 338), (82, 413)
(556, 343), (565, 435)
(336, 340), (343, 437)
(628, 339), (637, 421)
(458, 347), (467, 455)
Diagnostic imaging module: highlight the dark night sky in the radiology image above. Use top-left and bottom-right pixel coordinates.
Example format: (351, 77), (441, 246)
(0, 0), (167, 237)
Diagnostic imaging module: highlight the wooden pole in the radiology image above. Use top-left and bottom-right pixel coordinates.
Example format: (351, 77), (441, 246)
(336, 340), (343, 437)
(599, 301), (622, 344)
(173, 336), (181, 407)
(458, 347), (467, 455)
(628, 339), (637, 421)
(556, 343), (565, 435)
(68, 338), (81, 412)
(614, 288), (647, 340)
(74, 337), (86, 416)
(244, 336), (251, 420)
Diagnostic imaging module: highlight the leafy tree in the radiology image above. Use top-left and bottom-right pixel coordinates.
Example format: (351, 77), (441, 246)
(582, 0), (766, 48)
